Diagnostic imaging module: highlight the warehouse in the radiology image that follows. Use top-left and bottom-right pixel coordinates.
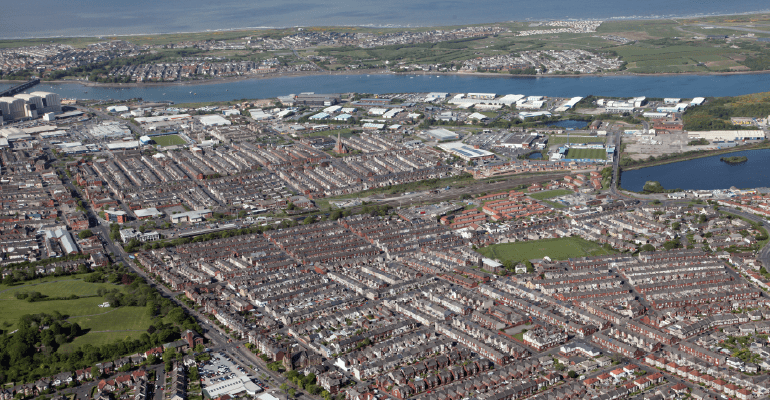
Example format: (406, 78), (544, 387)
(518, 111), (552, 119)
(89, 122), (131, 138)
(198, 115), (232, 127)
(106, 140), (140, 150)
(171, 209), (213, 224)
(294, 93), (340, 106)
(468, 93), (496, 99)
(438, 142), (496, 161)
(555, 97), (583, 112)
(468, 112), (489, 122)
(687, 130), (766, 142)
(497, 133), (539, 149)
(425, 128), (460, 141)
(309, 112), (330, 120)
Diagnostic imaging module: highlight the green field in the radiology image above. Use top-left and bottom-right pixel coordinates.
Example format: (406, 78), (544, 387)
(542, 200), (566, 209)
(0, 275), (152, 349)
(151, 134), (187, 146)
(528, 189), (574, 200)
(566, 148), (606, 160)
(613, 43), (742, 73)
(60, 307), (155, 351)
(0, 276), (116, 301)
(478, 237), (617, 265)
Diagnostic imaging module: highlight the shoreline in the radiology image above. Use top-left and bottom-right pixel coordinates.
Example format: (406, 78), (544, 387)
(1, 10), (769, 41)
(620, 142), (770, 172)
(4, 68), (770, 89)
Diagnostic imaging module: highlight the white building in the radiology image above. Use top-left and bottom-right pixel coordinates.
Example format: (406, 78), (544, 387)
(198, 115), (232, 126)
(687, 130), (766, 141)
(438, 142), (496, 161)
(425, 128), (459, 141)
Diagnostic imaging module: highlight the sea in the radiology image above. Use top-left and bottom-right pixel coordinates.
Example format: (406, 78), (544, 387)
(3, 73), (770, 104)
(1, 0), (769, 39)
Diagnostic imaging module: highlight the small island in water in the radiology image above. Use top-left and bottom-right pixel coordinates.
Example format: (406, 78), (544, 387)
(720, 156), (748, 165)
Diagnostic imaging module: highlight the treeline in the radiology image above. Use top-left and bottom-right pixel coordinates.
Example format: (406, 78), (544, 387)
(0, 271), (201, 384)
(742, 56), (770, 71)
(1, 254), (89, 272)
(683, 96), (770, 130)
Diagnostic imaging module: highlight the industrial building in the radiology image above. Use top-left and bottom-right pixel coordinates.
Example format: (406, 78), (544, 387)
(309, 112), (330, 120)
(425, 128), (460, 141)
(198, 115), (232, 127)
(497, 133), (539, 149)
(438, 142), (496, 161)
(294, 93), (340, 106)
(0, 91), (61, 122)
(687, 130), (766, 142)
(106, 140), (140, 150)
(518, 111), (552, 119)
(554, 97), (583, 112)
(89, 122), (131, 138)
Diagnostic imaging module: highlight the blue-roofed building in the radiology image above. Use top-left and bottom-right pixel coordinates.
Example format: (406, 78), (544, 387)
(309, 112), (330, 120)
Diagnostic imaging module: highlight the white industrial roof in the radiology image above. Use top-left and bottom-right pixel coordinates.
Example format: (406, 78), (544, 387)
(438, 142), (495, 159)
(106, 140), (140, 150)
(198, 115), (232, 126)
(134, 208), (163, 218)
(468, 112), (489, 120)
(426, 128), (459, 140)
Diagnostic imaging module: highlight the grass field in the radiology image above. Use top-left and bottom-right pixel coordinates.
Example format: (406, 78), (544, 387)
(151, 134), (187, 146)
(566, 148), (606, 160)
(528, 189), (574, 200)
(60, 307), (154, 351)
(613, 43), (741, 73)
(542, 200), (566, 209)
(0, 276), (117, 300)
(478, 237), (617, 265)
(0, 275), (152, 349)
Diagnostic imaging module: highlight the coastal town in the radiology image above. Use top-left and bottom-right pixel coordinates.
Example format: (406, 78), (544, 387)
(3, 14), (770, 83)
(3, 77), (770, 400)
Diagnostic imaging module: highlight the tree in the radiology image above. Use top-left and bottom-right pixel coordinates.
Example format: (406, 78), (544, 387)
(78, 230), (94, 239)
(643, 181), (665, 194)
(663, 238), (681, 250)
(70, 323), (82, 337)
(303, 216), (315, 225)
(567, 371), (578, 379)
(640, 244), (655, 252)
